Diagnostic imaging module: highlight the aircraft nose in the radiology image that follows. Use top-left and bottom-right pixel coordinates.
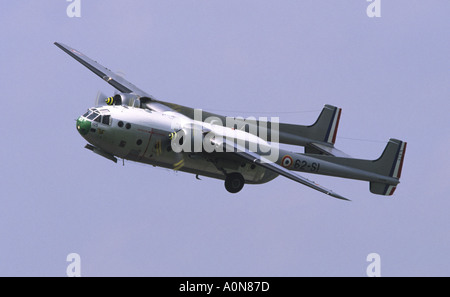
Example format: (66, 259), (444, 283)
(76, 116), (91, 135)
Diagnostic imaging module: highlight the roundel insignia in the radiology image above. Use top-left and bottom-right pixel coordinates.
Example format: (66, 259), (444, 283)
(281, 155), (293, 168)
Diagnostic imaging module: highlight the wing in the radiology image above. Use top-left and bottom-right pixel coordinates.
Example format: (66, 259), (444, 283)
(215, 139), (350, 201)
(54, 42), (153, 98)
(55, 42), (249, 120)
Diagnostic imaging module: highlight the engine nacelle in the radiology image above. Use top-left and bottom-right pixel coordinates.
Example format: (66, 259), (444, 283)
(170, 126), (206, 154)
(105, 93), (141, 108)
(169, 124), (220, 154)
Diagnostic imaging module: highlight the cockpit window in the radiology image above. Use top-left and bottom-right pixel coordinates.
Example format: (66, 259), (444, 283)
(94, 115), (101, 123)
(102, 115), (111, 125)
(87, 112), (99, 120)
(83, 111), (91, 117)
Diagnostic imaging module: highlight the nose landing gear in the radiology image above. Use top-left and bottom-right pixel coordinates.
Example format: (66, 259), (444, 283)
(225, 172), (245, 194)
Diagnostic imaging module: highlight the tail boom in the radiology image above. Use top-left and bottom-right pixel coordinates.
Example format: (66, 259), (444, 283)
(280, 138), (407, 196)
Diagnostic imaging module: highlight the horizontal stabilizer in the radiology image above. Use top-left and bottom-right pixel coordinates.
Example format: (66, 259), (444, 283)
(303, 138), (407, 196)
(306, 142), (351, 158)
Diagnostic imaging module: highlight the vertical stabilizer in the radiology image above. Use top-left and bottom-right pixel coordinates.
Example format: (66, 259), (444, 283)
(369, 139), (407, 195)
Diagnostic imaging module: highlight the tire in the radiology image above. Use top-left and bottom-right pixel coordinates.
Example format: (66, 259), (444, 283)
(224, 173), (245, 193)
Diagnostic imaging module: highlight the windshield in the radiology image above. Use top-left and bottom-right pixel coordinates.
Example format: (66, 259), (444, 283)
(82, 109), (110, 125)
(87, 112), (99, 120)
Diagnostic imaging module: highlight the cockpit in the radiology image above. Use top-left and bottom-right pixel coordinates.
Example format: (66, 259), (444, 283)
(82, 108), (111, 125)
(77, 108), (112, 136)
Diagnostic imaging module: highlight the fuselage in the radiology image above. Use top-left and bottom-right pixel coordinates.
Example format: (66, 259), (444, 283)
(76, 105), (279, 184)
(76, 105), (399, 188)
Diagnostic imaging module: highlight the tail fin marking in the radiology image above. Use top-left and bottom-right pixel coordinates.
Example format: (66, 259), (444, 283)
(389, 141), (407, 179)
(324, 106), (342, 145)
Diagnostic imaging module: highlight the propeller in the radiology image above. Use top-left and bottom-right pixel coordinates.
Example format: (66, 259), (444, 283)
(97, 90), (172, 112)
(94, 91), (109, 107)
(169, 126), (207, 172)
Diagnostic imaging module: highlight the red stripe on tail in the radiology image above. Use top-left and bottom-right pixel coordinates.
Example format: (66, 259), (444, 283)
(331, 108), (341, 144)
(396, 142), (407, 179)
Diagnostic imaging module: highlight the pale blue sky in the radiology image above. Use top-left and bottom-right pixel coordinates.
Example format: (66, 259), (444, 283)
(0, 1), (449, 276)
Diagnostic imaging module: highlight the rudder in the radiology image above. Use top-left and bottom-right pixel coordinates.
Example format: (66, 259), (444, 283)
(370, 139), (407, 195)
(311, 104), (342, 145)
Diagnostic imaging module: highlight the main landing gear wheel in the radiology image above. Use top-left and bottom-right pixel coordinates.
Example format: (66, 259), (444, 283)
(224, 173), (245, 193)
